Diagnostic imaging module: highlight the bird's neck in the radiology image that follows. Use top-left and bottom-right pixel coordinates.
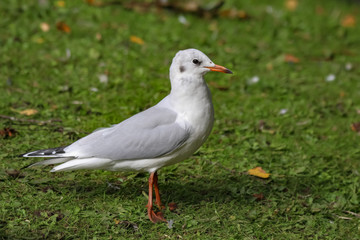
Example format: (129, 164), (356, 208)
(170, 75), (209, 102)
(168, 75), (214, 123)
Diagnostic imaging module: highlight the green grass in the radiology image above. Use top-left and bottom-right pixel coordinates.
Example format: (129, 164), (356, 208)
(1, 0), (360, 239)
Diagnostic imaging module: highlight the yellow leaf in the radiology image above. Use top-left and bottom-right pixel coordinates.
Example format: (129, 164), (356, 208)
(56, 1), (65, 7)
(130, 35), (145, 45)
(285, 0), (298, 11)
(33, 37), (44, 44)
(40, 22), (50, 32)
(19, 109), (38, 116)
(114, 218), (120, 225)
(248, 167), (270, 179)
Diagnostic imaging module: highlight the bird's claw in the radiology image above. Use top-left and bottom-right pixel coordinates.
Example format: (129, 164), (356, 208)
(148, 209), (167, 223)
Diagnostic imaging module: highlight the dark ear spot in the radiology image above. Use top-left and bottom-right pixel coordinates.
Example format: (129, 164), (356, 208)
(179, 66), (185, 72)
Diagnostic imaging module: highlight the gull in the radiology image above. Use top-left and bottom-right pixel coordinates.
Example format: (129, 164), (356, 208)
(21, 48), (232, 223)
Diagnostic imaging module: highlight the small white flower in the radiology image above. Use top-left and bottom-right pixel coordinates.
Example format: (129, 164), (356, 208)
(325, 74), (336, 82)
(98, 74), (108, 84)
(345, 62), (353, 71)
(90, 87), (99, 92)
(178, 15), (188, 25)
(279, 109), (288, 115)
(66, 48), (71, 59)
(248, 76), (260, 84)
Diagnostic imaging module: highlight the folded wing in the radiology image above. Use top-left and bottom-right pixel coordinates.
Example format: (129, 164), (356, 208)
(64, 106), (190, 160)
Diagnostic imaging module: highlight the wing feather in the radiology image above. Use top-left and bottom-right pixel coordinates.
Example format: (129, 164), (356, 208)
(64, 106), (190, 160)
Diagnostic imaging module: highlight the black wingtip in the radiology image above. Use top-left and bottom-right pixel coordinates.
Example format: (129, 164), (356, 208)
(19, 146), (67, 158)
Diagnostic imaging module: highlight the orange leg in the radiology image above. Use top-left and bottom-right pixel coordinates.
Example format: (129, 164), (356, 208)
(147, 171), (167, 223)
(153, 171), (165, 209)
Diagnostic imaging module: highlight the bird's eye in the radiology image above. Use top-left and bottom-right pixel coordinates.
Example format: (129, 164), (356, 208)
(192, 59), (200, 65)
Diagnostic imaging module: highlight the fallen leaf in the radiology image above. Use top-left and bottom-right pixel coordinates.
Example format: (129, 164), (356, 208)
(183, 1), (199, 12)
(55, 0), (65, 7)
(6, 169), (23, 178)
(56, 21), (71, 33)
(248, 167), (270, 179)
(285, 0), (298, 11)
(284, 54), (300, 63)
(86, 0), (103, 7)
(40, 22), (50, 32)
(341, 15), (356, 28)
(253, 193), (265, 201)
(258, 120), (276, 134)
(95, 32), (102, 41)
(339, 91), (345, 98)
(168, 202), (177, 212)
(114, 218), (120, 224)
(0, 128), (18, 138)
(19, 109), (38, 116)
(33, 37), (44, 44)
(351, 122), (360, 133)
(316, 6), (324, 15)
(130, 35), (144, 45)
(219, 9), (248, 19)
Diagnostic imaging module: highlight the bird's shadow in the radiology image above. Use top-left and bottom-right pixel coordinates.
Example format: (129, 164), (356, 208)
(51, 169), (317, 209)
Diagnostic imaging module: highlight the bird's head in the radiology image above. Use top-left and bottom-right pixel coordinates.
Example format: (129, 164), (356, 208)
(170, 49), (232, 80)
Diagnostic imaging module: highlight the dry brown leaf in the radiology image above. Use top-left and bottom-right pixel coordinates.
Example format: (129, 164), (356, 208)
(130, 35), (144, 45)
(284, 54), (300, 63)
(56, 21), (71, 33)
(316, 6), (324, 15)
(86, 0), (104, 7)
(183, 1), (199, 12)
(6, 169), (23, 178)
(168, 202), (178, 212)
(95, 33), (102, 41)
(0, 128), (18, 138)
(351, 122), (360, 132)
(341, 15), (356, 28)
(40, 22), (50, 32)
(285, 0), (298, 11)
(253, 193), (265, 201)
(248, 167), (270, 179)
(219, 9), (248, 19)
(19, 109), (38, 116)
(339, 90), (345, 98)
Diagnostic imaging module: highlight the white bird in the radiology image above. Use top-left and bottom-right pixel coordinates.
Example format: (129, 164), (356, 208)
(21, 48), (232, 223)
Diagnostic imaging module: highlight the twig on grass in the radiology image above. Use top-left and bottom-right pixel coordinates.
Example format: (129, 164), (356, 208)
(334, 214), (353, 220)
(344, 211), (360, 218)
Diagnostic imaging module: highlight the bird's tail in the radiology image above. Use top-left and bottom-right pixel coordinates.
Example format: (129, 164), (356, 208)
(20, 146), (68, 158)
(20, 146), (75, 169)
(23, 157), (74, 169)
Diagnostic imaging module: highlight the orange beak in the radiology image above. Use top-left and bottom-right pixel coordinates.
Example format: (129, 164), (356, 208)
(205, 64), (233, 74)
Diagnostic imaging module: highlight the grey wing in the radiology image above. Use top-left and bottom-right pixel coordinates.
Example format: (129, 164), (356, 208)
(63, 107), (190, 160)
